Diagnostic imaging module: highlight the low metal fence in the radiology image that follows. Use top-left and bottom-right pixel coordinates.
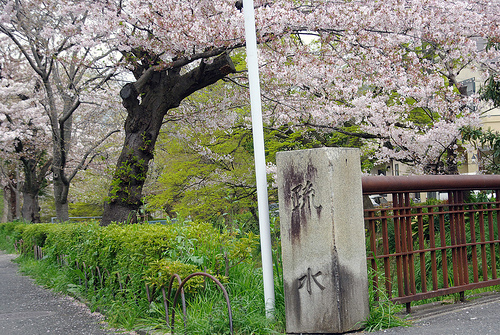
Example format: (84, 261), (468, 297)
(22, 246), (233, 334)
(363, 175), (500, 312)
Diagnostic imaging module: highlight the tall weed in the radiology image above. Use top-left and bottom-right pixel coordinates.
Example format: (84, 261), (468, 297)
(363, 268), (411, 332)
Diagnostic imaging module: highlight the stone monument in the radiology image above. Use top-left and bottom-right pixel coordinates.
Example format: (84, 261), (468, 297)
(276, 147), (369, 334)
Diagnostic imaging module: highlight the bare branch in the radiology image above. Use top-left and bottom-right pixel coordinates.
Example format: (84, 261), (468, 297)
(68, 129), (121, 183)
(0, 24), (44, 77)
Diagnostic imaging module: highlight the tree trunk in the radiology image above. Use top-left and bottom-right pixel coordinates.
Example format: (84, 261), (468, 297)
(101, 53), (236, 225)
(20, 158), (51, 223)
(21, 159), (40, 223)
(44, 76), (73, 223)
(1, 188), (7, 223)
(6, 184), (16, 222)
(101, 103), (161, 224)
(2, 185), (13, 222)
(21, 192), (40, 223)
(15, 166), (20, 219)
(53, 178), (69, 222)
(51, 122), (71, 222)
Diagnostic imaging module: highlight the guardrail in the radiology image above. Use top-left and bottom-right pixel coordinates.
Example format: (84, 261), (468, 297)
(363, 175), (500, 313)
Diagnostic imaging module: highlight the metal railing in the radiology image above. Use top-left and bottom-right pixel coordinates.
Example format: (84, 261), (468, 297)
(363, 175), (500, 312)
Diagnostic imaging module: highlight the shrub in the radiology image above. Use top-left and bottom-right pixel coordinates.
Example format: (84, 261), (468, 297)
(144, 259), (203, 293)
(2, 220), (259, 294)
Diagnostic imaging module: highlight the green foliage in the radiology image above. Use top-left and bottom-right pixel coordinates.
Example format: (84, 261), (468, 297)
(20, 223), (55, 247)
(39, 196), (56, 223)
(105, 150), (148, 205)
(214, 231), (260, 279)
(68, 202), (103, 217)
(265, 124), (366, 162)
(0, 220), (23, 252)
(40, 198), (102, 222)
(171, 264), (286, 335)
(149, 121), (371, 225)
(406, 106), (440, 128)
(230, 51), (247, 72)
(480, 75), (500, 108)
(144, 259), (202, 293)
(148, 126), (259, 224)
(1, 220), (259, 294)
(0, 188), (3, 220)
(480, 39), (500, 108)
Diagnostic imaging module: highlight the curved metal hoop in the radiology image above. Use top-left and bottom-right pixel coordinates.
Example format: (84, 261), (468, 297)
(170, 272), (233, 335)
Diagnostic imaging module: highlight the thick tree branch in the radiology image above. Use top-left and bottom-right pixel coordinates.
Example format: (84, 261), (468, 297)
(59, 99), (81, 126)
(132, 65), (160, 93)
(37, 158), (53, 185)
(175, 52), (237, 102)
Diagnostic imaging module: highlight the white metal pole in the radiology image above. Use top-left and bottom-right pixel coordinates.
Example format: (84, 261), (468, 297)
(242, 0), (275, 317)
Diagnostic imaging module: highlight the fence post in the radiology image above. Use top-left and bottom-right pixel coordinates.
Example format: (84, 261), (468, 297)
(276, 148), (369, 333)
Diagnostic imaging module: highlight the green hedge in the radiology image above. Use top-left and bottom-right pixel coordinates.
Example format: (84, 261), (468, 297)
(0, 220), (258, 293)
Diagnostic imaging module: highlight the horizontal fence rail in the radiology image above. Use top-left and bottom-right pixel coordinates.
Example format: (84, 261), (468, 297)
(363, 175), (500, 312)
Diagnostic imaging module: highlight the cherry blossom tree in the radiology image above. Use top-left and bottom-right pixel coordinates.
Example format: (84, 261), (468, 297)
(256, 2), (500, 175)
(83, 0), (500, 224)
(0, 36), (52, 222)
(144, 77), (370, 224)
(0, 0), (123, 221)
(0, 161), (19, 222)
(10, 0), (490, 223)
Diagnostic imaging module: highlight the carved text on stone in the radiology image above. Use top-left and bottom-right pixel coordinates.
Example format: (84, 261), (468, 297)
(291, 180), (322, 212)
(298, 267), (326, 294)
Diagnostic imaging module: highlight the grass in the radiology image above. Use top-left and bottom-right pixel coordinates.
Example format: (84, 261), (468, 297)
(0, 235), (17, 253)
(364, 299), (410, 332)
(362, 269), (412, 332)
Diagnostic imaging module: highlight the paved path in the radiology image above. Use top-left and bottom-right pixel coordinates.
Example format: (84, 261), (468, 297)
(359, 292), (500, 335)
(0, 250), (131, 335)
